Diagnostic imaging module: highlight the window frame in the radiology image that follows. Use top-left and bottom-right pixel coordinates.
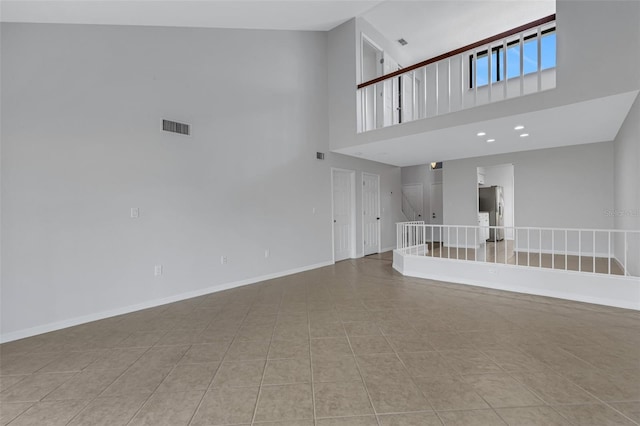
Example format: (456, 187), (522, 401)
(468, 27), (556, 89)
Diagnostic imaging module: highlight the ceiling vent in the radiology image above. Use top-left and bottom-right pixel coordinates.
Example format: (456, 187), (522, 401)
(397, 38), (408, 46)
(162, 119), (190, 136)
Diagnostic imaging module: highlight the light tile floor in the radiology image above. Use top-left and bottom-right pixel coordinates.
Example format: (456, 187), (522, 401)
(1, 252), (639, 425)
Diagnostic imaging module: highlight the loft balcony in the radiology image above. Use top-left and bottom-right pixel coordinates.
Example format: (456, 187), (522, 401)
(327, 1), (639, 167)
(357, 15), (557, 133)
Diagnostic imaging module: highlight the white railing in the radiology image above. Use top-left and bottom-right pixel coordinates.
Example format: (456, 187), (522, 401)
(396, 221), (426, 254)
(358, 15), (556, 133)
(396, 223), (640, 278)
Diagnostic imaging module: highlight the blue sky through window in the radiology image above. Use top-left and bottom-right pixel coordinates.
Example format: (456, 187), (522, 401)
(473, 31), (555, 87)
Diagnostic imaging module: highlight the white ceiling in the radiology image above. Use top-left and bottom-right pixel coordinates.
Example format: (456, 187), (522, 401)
(362, 0), (556, 64)
(0, 0), (385, 31)
(336, 91), (639, 167)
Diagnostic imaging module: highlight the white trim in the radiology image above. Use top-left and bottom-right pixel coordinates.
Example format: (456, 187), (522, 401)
(393, 251), (640, 311)
(362, 172), (381, 256)
(381, 245), (396, 253)
(331, 168), (356, 262)
(0, 260), (333, 344)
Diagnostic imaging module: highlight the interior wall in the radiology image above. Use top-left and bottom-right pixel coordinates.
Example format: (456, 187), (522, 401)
(400, 164), (442, 223)
(0, 22), (404, 341)
(481, 164), (515, 240)
(443, 142), (614, 233)
(613, 94), (640, 276)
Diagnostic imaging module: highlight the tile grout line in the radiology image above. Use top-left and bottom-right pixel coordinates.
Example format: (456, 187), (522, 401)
(184, 297), (255, 426)
(248, 294), (283, 426)
(59, 345), (157, 426)
(340, 320), (383, 426)
(307, 303), (318, 426)
(378, 326), (448, 426)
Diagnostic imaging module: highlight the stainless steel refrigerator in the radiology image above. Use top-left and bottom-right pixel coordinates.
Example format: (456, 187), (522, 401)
(479, 186), (504, 242)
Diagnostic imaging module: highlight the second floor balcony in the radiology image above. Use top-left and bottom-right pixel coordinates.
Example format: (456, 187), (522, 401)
(357, 14), (557, 133)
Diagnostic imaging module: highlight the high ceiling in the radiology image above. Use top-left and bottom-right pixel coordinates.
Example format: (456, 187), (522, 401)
(362, 0), (556, 64)
(0, 0), (385, 31)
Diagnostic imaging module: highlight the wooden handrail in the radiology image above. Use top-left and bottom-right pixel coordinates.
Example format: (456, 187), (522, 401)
(357, 13), (556, 90)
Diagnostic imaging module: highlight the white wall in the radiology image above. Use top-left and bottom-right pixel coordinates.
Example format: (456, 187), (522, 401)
(613, 93), (640, 276)
(401, 164), (442, 223)
(481, 164), (515, 239)
(443, 143), (614, 252)
(0, 23), (404, 341)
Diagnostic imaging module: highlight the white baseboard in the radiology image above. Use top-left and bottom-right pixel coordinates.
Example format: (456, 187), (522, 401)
(380, 245), (396, 253)
(0, 260), (334, 344)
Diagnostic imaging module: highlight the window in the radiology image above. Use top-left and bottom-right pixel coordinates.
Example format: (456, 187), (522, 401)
(469, 28), (556, 88)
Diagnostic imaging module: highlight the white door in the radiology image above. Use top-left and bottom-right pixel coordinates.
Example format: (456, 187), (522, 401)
(332, 169), (354, 262)
(401, 74), (414, 122)
(362, 39), (384, 131)
(383, 55), (399, 127)
(362, 173), (380, 255)
(430, 183), (443, 242)
(401, 184), (423, 221)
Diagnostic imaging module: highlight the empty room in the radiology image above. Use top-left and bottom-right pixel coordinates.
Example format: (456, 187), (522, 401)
(1, 0), (639, 425)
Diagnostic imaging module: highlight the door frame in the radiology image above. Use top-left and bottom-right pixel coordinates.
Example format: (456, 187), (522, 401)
(401, 183), (424, 221)
(361, 34), (384, 130)
(362, 172), (381, 256)
(430, 182), (443, 243)
(331, 168), (357, 263)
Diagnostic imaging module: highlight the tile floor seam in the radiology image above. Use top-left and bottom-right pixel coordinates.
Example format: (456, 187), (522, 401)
(383, 335), (447, 425)
(341, 322), (383, 426)
(248, 299), (281, 426)
(306, 308), (318, 426)
(185, 304), (255, 426)
(494, 341), (640, 426)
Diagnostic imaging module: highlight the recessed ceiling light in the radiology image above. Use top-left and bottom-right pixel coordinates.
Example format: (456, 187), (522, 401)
(477, 132), (486, 136)
(520, 133), (529, 138)
(486, 139), (495, 143)
(514, 125), (525, 130)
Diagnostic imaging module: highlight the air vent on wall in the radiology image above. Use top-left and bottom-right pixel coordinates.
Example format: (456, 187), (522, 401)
(162, 119), (190, 136)
(316, 152), (325, 160)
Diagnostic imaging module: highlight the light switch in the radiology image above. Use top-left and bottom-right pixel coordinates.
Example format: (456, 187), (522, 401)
(131, 208), (140, 218)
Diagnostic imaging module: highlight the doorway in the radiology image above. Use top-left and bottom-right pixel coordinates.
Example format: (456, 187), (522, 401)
(430, 182), (443, 243)
(361, 37), (384, 131)
(401, 184), (423, 221)
(477, 164), (515, 260)
(332, 168), (356, 262)
(362, 173), (381, 256)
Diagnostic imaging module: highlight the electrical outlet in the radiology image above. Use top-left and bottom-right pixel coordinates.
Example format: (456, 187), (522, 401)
(221, 256), (228, 265)
(131, 208), (140, 218)
(154, 265), (162, 276)
(265, 249), (270, 259)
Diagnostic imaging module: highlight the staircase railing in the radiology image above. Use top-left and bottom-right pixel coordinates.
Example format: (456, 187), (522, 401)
(401, 191), (421, 221)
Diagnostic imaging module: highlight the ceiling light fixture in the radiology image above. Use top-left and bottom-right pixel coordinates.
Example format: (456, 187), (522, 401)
(486, 139), (495, 143)
(520, 133), (529, 138)
(477, 132), (486, 136)
(514, 125), (525, 130)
